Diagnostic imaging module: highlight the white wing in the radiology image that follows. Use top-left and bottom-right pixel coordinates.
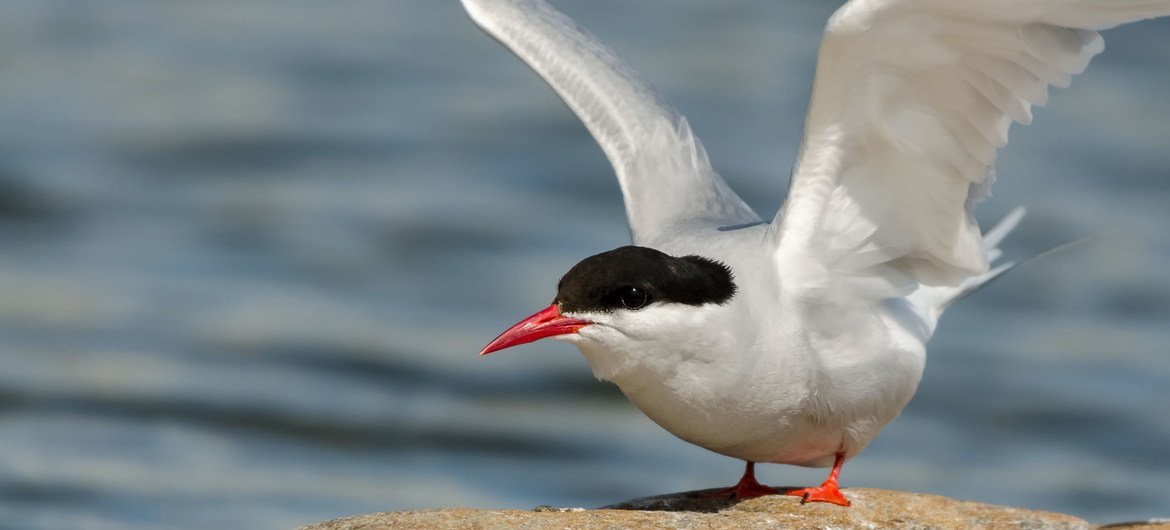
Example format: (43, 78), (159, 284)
(773, 0), (1170, 294)
(462, 0), (760, 244)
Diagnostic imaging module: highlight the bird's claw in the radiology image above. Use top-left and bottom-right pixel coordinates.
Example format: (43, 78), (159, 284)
(785, 484), (850, 506)
(700, 461), (779, 500)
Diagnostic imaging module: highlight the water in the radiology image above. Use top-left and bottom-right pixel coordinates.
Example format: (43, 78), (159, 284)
(0, 1), (1167, 528)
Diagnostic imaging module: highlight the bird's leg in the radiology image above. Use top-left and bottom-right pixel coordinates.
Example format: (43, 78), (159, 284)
(701, 461), (779, 499)
(786, 452), (850, 506)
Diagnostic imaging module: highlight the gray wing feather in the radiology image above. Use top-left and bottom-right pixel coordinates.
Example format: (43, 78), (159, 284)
(462, 0), (760, 244)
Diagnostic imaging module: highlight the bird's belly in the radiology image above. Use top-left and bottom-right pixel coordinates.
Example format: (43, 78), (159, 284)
(620, 382), (845, 466)
(613, 343), (923, 468)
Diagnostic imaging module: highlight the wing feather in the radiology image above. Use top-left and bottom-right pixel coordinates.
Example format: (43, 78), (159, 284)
(461, 0), (760, 243)
(774, 0), (1170, 295)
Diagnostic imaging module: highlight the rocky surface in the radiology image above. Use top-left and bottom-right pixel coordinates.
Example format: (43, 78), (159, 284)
(301, 487), (1170, 529)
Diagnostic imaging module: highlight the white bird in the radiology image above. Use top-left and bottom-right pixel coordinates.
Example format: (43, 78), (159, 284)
(462, 0), (1170, 506)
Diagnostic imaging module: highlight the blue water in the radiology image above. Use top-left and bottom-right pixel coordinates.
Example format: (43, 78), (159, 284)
(0, 1), (1167, 528)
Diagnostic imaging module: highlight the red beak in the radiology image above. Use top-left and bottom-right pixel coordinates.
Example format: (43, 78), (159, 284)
(479, 304), (591, 356)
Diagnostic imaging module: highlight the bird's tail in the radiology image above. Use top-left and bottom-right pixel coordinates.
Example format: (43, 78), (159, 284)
(909, 207), (1026, 327)
(909, 207), (1106, 338)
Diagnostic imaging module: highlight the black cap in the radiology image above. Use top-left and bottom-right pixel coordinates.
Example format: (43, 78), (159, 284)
(554, 246), (737, 313)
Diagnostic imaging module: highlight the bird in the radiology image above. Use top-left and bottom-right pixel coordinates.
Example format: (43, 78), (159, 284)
(461, 0), (1170, 507)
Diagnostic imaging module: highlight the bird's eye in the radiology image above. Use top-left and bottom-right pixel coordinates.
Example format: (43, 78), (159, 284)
(618, 287), (649, 310)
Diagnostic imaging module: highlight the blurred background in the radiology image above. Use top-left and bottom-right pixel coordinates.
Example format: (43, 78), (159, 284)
(0, 1), (1167, 528)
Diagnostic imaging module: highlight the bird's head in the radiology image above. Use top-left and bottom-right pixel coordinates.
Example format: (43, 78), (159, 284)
(480, 245), (738, 380)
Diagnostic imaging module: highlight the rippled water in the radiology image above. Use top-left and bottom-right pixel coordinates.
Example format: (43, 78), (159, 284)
(0, 1), (1167, 528)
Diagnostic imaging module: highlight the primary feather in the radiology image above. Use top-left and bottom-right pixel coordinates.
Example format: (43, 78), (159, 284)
(461, 0), (760, 244)
(774, 0), (1170, 298)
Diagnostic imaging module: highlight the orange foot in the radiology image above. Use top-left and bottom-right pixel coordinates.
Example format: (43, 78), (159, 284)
(785, 452), (851, 507)
(786, 483), (850, 506)
(702, 461), (779, 500)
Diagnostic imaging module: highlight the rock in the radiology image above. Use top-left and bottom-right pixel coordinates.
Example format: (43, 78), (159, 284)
(1098, 521), (1170, 530)
(302, 487), (1112, 529)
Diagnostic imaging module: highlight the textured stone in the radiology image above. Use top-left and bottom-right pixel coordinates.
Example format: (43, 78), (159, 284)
(302, 488), (1105, 529)
(1097, 520), (1170, 530)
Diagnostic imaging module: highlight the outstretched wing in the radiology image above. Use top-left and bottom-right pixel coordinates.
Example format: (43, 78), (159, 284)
(462, 0), (760, 244)
(773, 0), (1170, 295)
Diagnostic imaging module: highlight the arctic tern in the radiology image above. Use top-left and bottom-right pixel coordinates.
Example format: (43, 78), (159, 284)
(462, 0), (1170, 506)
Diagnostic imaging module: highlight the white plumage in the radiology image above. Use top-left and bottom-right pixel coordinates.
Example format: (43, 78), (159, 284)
(776, 0), (1170, 293)
(463, 0), (1170, 504)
